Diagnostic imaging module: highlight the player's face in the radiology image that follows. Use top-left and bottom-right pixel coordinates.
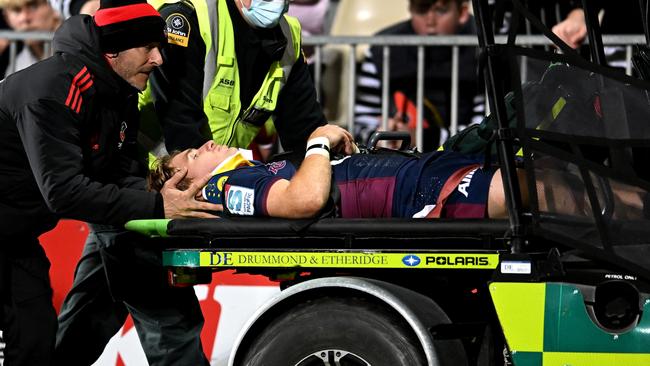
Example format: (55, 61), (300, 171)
(170, 140), (238, 181)
(107, 43), (163, 91)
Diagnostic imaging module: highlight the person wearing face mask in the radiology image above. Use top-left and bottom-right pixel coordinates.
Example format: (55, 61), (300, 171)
(54, 0), (326, 364)
(138, 0), (326, 161)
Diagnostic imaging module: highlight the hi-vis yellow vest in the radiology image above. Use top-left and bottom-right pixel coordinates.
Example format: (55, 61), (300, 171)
(139, 0), (302, 157)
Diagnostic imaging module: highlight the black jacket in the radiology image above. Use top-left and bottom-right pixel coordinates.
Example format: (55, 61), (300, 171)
(0, 15), (163, 239)
(149, 0), (326, 152)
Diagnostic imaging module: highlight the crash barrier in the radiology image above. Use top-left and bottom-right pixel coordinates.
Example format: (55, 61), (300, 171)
(1, 31), (645, 150)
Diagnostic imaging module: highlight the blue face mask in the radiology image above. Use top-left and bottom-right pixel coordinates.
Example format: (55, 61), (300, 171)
(239, 0), (289, 29)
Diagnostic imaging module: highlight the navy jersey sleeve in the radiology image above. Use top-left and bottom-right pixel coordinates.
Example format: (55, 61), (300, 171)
(204, 161), (296, 217)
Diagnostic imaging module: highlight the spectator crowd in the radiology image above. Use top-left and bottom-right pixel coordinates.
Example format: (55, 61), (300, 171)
(0, 0), (644, 151)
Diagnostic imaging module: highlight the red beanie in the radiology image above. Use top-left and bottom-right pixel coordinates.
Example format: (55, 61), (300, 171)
(93, 0), (166, 53)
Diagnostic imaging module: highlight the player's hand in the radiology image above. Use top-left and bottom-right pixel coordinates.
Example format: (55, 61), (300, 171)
(308, 124), (356, 155)
(161, 168), (223, 219)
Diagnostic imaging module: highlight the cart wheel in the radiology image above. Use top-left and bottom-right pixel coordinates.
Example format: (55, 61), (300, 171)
(238, 296), (454, 366)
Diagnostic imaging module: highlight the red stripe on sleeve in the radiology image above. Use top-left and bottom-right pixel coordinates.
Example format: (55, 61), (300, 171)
(70, 87), (81, 112)
(76, 95), (83, 114)
(65, 67), (88, 107)
(77, 73), (94, 92)
(79, 81), (93, 93)
(94, 4), (161, 26)
(65, 84), (76, 107)
(76, 72), (91, 86)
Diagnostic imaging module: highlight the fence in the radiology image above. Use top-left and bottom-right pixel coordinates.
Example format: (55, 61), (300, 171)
(1, 31), (645, 150)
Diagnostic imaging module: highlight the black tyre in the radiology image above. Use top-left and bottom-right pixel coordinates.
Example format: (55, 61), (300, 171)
(239, 296), (427, 366)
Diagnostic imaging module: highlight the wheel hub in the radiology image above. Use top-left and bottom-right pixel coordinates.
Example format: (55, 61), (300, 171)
(294, 349), (371, 366)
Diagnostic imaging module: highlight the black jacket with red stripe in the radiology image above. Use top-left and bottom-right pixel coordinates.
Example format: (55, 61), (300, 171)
(0, 15), (163, 240)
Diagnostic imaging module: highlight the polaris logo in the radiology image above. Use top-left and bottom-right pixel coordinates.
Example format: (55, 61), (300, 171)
(425, 256), (490, 266)
(402, 255), (421, 267)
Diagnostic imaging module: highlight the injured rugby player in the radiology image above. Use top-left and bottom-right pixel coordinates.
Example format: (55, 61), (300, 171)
(151, 125), (640, 220)
(147, 124), (531, 219)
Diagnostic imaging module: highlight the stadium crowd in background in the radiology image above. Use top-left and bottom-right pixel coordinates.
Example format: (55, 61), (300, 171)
(0, 0), (61, 78)
(353, 0), (484, 152)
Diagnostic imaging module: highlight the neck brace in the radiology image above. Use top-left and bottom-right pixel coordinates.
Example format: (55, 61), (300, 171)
(202, 149), (254, 201)
(209, 149), (254, 175)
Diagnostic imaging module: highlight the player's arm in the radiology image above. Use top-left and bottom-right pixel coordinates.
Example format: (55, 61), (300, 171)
(265, 125), (354, 218)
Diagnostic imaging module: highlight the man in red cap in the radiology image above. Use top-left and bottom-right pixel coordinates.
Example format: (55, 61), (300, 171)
(0, 0), (220, 364)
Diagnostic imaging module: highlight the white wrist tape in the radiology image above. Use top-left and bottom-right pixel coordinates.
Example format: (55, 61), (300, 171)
(305, 147), (330, 158)
(307, 136), (330, 150)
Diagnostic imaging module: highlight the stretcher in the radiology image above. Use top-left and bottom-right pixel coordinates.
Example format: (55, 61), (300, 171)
(126, 217), (510, 282)
(125, 0), (650, 364)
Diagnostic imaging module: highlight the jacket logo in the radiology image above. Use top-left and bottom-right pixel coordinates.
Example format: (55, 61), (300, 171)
(166, 13), (190, 47)
(118, 121), (127, 149)
(219, 78), (235, 87)
(171, 16), (184, 29)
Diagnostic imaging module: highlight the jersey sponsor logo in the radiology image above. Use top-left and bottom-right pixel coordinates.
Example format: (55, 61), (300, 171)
(402, 255), (421, 267)
(457, 167), (478, 198)
(266, 161), (286, 174)
(217, 176), (228, 191)
(165, 13), (190, 47)
(202, 175), (228, 203)
(65, 66), (93, 114)
(226, 186), (254, 215)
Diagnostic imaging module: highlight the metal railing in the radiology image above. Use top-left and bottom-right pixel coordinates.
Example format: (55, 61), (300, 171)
(1, 31), (646, 150)
(303, 34), (646, 150)
(0, 30), (54, 76)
